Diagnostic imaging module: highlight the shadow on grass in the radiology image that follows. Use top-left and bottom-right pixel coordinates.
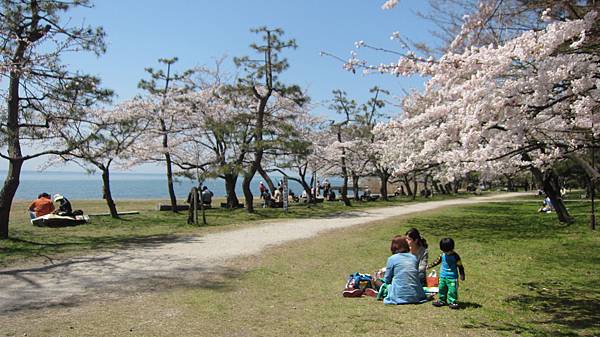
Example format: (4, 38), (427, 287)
(507, 282), (600, 331)
(0, 256), (113, 275)
(1, 260), (246, 315)
(8, 237), (73, 246)
(462, 322), (581, 337)
(462, 281), (600, 337)
(407, 202), (585, 243)
(457, 301), (482, 309)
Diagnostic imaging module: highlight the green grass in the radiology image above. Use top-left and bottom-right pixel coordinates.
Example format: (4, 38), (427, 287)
(1, 193), (477, 266)
(173, 200), (599, 337)
(1, 198), (598, 337)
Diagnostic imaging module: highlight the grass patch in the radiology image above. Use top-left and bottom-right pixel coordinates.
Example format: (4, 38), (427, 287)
(2, 199), (598, 337)
(1, 193), (478, 266)
(176, 200), (600, 337)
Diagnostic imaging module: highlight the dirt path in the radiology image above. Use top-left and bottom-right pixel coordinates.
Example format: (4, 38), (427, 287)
(0, 193), (527, 314)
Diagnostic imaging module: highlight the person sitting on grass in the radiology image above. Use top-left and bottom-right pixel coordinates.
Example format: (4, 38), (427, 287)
(262, 189), (273, 208)
(380, 235), (427, 305)
(428, 237), (465, 309)
(327, 190), (336, 201)
(538, 196), (553, 213)
(201, 186), (214, 207)
(274, 186), (283, 203)
(28, 193), (55, 219)
(52, 194), (73, 216)
(361, 187), (371, 201)
(405, 228), (429, 286)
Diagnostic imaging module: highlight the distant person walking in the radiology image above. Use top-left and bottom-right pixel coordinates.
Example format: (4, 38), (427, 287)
(28, 193), (55, 219)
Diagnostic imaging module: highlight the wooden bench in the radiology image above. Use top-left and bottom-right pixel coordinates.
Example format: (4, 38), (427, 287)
(220, 203), (244, 209)
(156, 204), (189, 211)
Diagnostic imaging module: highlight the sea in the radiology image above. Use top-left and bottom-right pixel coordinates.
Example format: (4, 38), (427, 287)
(2, 170), (334, 201)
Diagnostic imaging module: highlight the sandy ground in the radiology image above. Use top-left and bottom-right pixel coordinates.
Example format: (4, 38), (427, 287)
(0, 193), (527, 314)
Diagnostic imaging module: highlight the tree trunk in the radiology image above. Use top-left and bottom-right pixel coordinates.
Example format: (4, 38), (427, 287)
(440, 183), (447, 194)
(101, 168), (119, 218)
(453, 179), (460, 193)
(403, 175), (413, 197)
(352, 174), (360, 201)
(503, 175), (512, 191)
(187, 187), (198, 224)
(433, 181), (441, 194)
(378, 170), (390, 201)
(224, 174), (240, 208)
(341, 173), (351, 206)
(336, 126), (351, 206)
(530, 166), (573, 223)
(307, 172), (318, 203)
(0, 159), (23, 239)
(444, 183), (453, 194)
(258, 165), (276, 194)
(339, 153), (351, 206)
(296, 167), (314, 202)
(0, 49), (26, 239)
(164, 151), (178, 212)
(569, 153), (600, 184)
(243, 171), (256, 212)
(244, 92), (268, 213)
(412, 172), (418, 200)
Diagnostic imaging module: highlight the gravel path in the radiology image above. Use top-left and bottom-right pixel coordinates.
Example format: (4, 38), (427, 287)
(0, 193), (526, 313)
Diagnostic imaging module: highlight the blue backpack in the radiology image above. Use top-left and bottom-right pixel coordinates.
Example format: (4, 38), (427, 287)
(347, 272), (374, 290)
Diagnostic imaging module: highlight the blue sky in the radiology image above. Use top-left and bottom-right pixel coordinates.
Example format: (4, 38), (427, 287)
(15, 0), (440, 173)
(65, 0), (436, 114)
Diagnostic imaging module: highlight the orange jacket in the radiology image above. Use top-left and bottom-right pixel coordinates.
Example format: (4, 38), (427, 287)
(28, 197), (55, 217)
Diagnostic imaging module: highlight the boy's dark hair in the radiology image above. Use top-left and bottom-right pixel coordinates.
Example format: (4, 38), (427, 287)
(439, 237), (455, 252)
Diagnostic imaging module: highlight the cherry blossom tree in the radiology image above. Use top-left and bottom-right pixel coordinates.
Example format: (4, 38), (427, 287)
(359, 86), (394, 199)
(0, 0), (112, 238)
(170, 71), (253, 209)
(55, 100), (149, 218)
(230, 27), (308, 212)
(326, 89), (360, 206)
(155, 58), (313, 209)
(356, 1), (600, 222)
(259, 102), (321, 201)
(135, 57), (194, 212)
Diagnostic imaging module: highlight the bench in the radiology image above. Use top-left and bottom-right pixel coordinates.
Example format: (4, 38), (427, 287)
(156, 204), (190, 211)
(220, 203), (244, 209)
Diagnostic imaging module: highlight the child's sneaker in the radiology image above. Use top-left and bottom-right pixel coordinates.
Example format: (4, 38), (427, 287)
(363, 288), (378, 297)
(432, 301), (446, 307)
(449, 303), (460, 309)
(342, 288), (363, 297)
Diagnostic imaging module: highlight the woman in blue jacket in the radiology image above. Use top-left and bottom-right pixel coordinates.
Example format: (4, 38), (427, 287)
(383, 235), (427, 305)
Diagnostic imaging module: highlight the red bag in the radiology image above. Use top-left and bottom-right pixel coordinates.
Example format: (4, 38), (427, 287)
(426, 270), (439, 287)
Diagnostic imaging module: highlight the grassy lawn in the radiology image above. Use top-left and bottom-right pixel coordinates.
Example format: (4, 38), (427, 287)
(1, 198), (598, 337)
(1, 193), (482, 266)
